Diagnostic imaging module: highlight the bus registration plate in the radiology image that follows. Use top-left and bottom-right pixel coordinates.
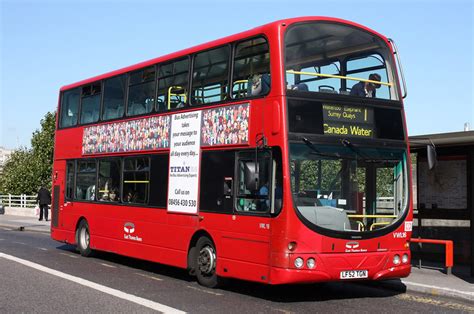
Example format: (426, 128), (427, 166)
(340, 270), (368, 279)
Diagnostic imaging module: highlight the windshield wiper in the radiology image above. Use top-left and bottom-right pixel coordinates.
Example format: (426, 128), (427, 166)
(341, 139), (370, 160)
(301, 137), (320, 152)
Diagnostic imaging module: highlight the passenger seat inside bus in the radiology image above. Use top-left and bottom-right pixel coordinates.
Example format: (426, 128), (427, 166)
(319, 85), (337, 94)
(290, 83), (309, 91)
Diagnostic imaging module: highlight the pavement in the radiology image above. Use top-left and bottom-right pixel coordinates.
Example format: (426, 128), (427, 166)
(0, 214), (472, 303)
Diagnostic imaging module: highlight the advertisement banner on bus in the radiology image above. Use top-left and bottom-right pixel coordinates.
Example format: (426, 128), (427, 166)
(167, 111), (202, 214)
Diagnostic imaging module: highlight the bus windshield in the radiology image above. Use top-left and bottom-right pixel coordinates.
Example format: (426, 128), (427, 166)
(290, 142), (408, 234)
(285, 21), (399, 101)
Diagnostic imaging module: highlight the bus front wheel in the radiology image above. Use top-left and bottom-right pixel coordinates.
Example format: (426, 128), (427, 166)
(76, 220), (92, 257)
(195, 236), (221, 288)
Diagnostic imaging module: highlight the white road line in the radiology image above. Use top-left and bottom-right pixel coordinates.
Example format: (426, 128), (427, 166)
(13, 241), (26, 245)
(100, 263), (117, 268)
(0, 252), (185, 314)
(135, 273), (163, 281)
(60, 252), (79, 259)
(403, 280), (474, 299)
(0, 238), (4, 240)
(186, 285), (223, 296)
(39, 248), (48, 251)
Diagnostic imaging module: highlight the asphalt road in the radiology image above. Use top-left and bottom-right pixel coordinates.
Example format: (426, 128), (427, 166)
(0, 227), (472, 313)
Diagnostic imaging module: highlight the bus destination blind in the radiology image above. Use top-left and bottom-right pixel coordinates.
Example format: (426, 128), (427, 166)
(322, 104), (374, 138)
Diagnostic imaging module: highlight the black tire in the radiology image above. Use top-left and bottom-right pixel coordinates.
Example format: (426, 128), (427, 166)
(76, 220), (92, 257)
(195, 236), (222, 288)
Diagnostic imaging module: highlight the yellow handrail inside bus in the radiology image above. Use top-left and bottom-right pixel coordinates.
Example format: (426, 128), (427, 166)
(347, 214), (397, 219)
(355, 221), (365, 231)
(233, 79), (249, 85)
(123, 180), (150, 184)
(370, 221), (390, 231)
(286, 70), (393, 87)
(167, 86), (187, 109)
(232, 79), (249, 98)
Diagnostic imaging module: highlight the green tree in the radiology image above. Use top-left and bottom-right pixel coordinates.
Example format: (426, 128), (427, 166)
(30, 111), (56, 190)
(0, 112), (56, 194)
(0, 148), (37, 194)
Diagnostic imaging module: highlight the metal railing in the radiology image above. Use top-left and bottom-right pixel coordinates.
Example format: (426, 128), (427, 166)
(410, 238), (454, 275)
(0, 194), (37, 208)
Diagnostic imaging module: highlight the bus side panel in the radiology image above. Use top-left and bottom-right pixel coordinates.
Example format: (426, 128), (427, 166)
(200, 213), (271, 283)
(91, 234), (188, 268)
(67, 203), (196, 269)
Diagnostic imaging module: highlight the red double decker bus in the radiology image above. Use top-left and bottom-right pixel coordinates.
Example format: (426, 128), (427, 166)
(51, 16), (412, 287)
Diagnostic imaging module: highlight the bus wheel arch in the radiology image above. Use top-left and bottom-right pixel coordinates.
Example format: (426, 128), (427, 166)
(75, 218), (93, 257)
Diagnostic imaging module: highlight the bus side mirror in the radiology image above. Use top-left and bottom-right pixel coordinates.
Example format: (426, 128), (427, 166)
(427, 144), (437, 170)
(244, 161), (259, 192)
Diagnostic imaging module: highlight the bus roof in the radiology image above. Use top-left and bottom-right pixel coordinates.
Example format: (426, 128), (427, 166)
(60, 16), (390, 91)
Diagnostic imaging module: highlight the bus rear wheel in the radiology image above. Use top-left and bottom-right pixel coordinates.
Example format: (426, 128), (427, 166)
(195, 236), (221, 288)
(76, 220), (92, 257)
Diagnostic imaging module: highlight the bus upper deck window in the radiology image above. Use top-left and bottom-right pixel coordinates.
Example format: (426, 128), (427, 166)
(102, 75), (126, 121)
(80, 82), (101, 125)
(60, 88), (80, 128)
(127, 67), (156, 117)
(285, 22), (398, 100)
(157, 58), (189, 111)
(191, 46), (230, 105)
(232, 37), (270, 99)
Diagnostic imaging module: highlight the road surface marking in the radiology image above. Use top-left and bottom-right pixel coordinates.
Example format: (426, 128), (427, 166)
(186, 285), (223, 296)
(274, 309), (294, 314)
(100, 262), (117, 268)
(13, 241), (26, 245)
(0, 238), (4, 240)
(135, 272), (163, 281)
(402, 280), (474, 300)
(0, 252), (185, 314)
(39, 248), (48, 251)
(60, 252), (79, 259)
(396, 294), (474, 312)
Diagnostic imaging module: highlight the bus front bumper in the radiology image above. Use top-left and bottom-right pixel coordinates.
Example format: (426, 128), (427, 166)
(269, 251), (411, 284)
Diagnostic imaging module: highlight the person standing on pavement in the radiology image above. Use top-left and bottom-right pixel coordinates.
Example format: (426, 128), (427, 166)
(36, 186), (51, 221)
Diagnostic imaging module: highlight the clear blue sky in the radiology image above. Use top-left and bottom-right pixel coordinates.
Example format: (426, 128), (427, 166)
(1, 0), (473, 149)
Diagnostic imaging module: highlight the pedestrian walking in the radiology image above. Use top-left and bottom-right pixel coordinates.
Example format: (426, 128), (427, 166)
(36, 186), (51, 221)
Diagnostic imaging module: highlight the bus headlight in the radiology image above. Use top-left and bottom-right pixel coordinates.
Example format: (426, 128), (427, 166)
(393, 254), (401, 265)
(294, 257), (304, 269)
(402, 254), (409, 264)
(307, 258), (316, 269)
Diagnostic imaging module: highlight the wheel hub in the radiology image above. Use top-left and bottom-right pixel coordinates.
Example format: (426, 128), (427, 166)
(80, 228), (89, 249)
(198, 246), (216, 274)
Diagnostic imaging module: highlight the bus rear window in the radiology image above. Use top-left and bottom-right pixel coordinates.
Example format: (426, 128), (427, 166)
(60, 88), (80, 128)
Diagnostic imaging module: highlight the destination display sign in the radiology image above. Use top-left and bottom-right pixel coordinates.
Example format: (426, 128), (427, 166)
(322, 104), (375, 138)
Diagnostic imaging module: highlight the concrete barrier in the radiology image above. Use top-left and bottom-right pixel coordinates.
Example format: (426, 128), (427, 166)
(4, 206), (51, 218)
